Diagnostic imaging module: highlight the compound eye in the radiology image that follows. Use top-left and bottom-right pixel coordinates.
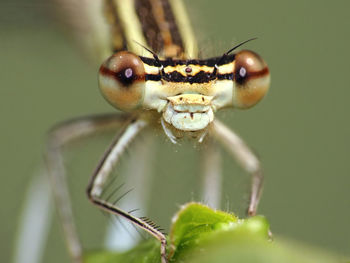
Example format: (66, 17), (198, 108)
(99, 51), (146, 111)
(232, 50), (270, 109)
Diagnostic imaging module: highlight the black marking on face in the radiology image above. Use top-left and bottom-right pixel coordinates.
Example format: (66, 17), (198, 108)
(217, 73), (234, 80)
(140, 54), (236, 67)
(145, 74), (162, 81)
(163, 71), (216, 83)
(140, 53), (239, 83)
(145, 72), (234, 83)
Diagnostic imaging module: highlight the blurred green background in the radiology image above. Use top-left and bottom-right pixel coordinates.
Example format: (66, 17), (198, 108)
(1, 0), (349, 262)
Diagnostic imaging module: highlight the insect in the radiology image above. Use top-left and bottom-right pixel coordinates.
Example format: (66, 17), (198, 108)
(45, 0), (270, 262)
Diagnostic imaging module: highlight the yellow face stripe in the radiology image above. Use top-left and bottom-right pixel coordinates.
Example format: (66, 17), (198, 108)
(143, 60), (237, 81)
(163, 65), (214, 76)
(216, 62), (235, 75)
(143, 63), (161, 75)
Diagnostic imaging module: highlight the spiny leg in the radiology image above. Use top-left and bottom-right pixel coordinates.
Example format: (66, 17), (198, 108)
(210, 119), (263, 216)
(86, 117), (168, 263)
(200, 138), (222, 209)
(104, 132), (155, 250)
(46, 113), (130, 263)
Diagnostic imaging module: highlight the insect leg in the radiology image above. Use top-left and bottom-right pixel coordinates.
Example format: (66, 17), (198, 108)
(86, 118), (168, 263)
(200, 138), (222, 209)
(46, 113), (130, 263)
(104, 133), (155, 250)
(13, 170), (52, 263)
(210, 119), (263, 216)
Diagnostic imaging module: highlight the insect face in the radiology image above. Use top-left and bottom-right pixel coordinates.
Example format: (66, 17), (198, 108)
(99, 50), (270, 134)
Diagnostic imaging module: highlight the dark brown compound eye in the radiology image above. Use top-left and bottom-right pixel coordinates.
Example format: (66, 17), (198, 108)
(98, 51), (146, 111)
(232, 50), (270, 109)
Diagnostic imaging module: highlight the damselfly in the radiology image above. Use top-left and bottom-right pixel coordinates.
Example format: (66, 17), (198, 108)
(46, 0), (270, 262)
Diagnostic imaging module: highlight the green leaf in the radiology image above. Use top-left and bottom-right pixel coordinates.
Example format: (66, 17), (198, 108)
(84, 202), (345, 263)
(168, 202), (270, 261)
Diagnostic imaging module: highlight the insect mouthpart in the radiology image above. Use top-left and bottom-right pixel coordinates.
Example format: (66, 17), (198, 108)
(162, 94), (214, 131)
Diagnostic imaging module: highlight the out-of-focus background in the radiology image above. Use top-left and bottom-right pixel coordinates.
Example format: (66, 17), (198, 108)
(1, 0), (349, 262)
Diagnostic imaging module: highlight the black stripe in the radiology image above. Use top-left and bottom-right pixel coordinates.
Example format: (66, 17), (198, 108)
(217, 74), (234, 80)
(135, 0), (163, 53)
(140, 56), (162, 66)
(163, 71), (211, 83)
(140, 54), (235, 67)
(145, 72), (234, 83)
(145, 74), (162, 81)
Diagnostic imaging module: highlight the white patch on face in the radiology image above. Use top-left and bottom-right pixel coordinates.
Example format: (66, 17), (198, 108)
(143, 80), (168, 112)
(163, 103), (214, 131)
(143, 78), (234, 131)
(211, 80), (234, 110)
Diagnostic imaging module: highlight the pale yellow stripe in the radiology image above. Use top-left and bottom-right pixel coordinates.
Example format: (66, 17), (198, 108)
(163, 65), (214, 76)
(217, 62), (235, 75)
(144, 64), (161, 75)
(114, 0), (151, 56)
(168, 0), (198, 58)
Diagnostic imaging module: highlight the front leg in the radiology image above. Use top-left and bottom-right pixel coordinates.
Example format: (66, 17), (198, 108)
(200, 138), (222, 209)
(210, 119), (263, 216)
(46, 113), (130, 263)
(86, 117), (168, 263)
